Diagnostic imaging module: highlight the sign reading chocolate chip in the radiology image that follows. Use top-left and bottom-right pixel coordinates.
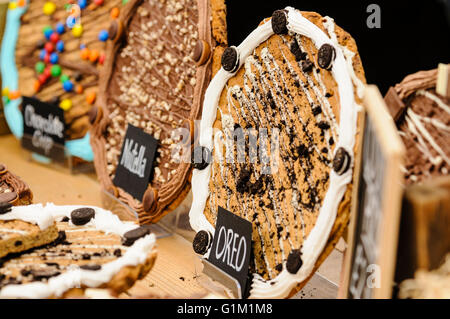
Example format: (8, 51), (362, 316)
(80, 264), (102, 271)
(317, 44), (336, 70)
(221, 46), (239, 73)
(333, 147), (351, 175)
(21, 96), (66, 162)
(122, 225), (152, 246)
(193, 40), (211, 66)
(0, 202), (12, 215)
(192, 230), (212, 255)
(70, 207), (96, 226)
(271, 10), (288, 35)
(191, 146), (211, 170)
(286, 249), (303, 274)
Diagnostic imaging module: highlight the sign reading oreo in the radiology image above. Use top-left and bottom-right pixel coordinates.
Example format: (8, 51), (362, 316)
(113, 124), (158, 201)
(208, 206), (252, 298)
(21, 96), (66, 162)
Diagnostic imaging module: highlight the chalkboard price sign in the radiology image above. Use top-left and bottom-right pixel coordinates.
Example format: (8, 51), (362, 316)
(113, 124), (158, 201)
(208, 206), (252, 298)
(21, 96), (66, 162)
(340, 86), (405, 299)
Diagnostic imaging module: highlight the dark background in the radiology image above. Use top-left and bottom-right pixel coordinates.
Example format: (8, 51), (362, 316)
(226, 0), (450, 95)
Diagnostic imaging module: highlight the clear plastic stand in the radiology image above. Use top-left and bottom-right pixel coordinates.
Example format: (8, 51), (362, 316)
(200, 257), (242, 299)
(100, 188), (171, 239)
(160, 190), (196, 241)
(21, 134), (95, 175)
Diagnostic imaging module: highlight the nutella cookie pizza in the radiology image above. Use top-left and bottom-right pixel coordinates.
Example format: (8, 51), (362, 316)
(0, 203), (157, 298)
(189, 7), (366, 298)
(91, 0), (227, 224)
(0, 164), (33, 206)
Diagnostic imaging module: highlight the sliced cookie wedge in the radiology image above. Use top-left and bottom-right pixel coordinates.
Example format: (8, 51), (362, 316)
(91, 0), (227, 224)
(189, 7), (366, 298)
(0, 203), (58, 259)
(0, 203), (157, 298)
(0, 164), (33, 206)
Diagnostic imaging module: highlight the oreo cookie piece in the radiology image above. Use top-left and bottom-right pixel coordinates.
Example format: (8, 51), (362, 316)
(122, 225), (152, 247)
(333, 147), (351, 175)
(191, 146), (212, 170)
(271, 10), (288, 35)
(221, 46), (239, 73)
(192, 230), (212, 255)
(286, 249), (303, 274)
(317, 44), (336, 70)
(70, 207), (96, 226)
(301, 60), (314, 73)
(30, 268), (61, 281)
(0, 202), (12, 215)
(80, 264), (102, 271)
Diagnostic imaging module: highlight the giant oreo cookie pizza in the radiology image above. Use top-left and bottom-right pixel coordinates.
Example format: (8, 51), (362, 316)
(91, 0), (227, 224)
(0, 203), (157, 298)
(189, 7), (366, 298)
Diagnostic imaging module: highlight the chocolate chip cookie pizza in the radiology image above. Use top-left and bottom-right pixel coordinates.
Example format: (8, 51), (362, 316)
(0, 203), (157, 298)
(0, 163), (33, 206)
(2, 0), (123, 161)
(189, 7), (366, 298)
(0, 202), (58, 259)
(384, 67), (450, 185)
(91, 0), (227, 224)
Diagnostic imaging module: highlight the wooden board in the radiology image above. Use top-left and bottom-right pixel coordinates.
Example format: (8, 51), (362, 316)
(0, 134), (345, 298)
(394, 176), (450, 285)
(339, 85), (405, 299)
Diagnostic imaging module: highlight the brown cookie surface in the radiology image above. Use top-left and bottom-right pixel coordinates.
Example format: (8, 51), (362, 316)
(91, 0), (227, 224)
(16, 0), (122, 141)
(190, 9), (366, 298)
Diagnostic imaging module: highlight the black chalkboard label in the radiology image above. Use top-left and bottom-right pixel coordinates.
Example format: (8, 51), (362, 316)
(21, 96), (66, 162)
(113, 124), (158, 201)
(348, 113), (385, 299)
(208, 206), (252, 298)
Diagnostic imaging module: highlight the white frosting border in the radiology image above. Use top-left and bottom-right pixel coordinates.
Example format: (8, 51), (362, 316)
(189, 7), (364, 298)
(0, 203), (156, 298)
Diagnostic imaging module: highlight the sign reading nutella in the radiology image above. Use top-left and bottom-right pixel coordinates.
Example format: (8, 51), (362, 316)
(208, 207), (252, 298)
(21, 96), (66, 161)
(113, 124), (158, 201)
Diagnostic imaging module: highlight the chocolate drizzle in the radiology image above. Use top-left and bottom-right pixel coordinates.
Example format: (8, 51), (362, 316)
(91, 0), (223, 224)
(206, 27), (350, 279)
(386, 69), (450, 184)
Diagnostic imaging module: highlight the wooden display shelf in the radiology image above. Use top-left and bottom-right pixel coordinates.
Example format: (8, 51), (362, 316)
(0, 134), (342, 298)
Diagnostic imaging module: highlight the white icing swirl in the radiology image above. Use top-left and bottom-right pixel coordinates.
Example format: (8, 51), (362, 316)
(0, 203), (156, 299)
(189, 7), (363, 298)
